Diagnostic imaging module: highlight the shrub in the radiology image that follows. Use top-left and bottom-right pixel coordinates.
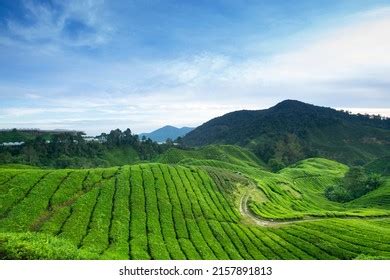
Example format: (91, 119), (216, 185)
(325, 185), (352, 202)
(0, 232), (98, 260)
(325, 167), (383, 202)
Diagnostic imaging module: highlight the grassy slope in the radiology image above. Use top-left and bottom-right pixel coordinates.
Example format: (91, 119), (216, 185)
(247, 158), (390, 220)
(101, 146), (140, 166)
(347, 177), (390, 208)
(61, 146), (140, 168)
(157, 145), (265, 168)
(1, 156), (390, 260)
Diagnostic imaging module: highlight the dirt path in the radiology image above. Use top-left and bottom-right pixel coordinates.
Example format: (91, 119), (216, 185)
(240, 194), (390, 227)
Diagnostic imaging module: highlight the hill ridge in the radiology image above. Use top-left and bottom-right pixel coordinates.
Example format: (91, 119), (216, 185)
(182, 100), (390, 166)
(139, 125), (194, 142)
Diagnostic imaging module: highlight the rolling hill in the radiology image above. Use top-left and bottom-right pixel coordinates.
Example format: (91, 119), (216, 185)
(139, 125), (193, 142)
(1, 155), (390, 260)
(182, 100), (390, 166)
(157, 144), (265, 169)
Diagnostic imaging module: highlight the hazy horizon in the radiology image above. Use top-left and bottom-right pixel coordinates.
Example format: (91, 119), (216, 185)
(1, 103), (389, 136)
(1, 0), (390, 135)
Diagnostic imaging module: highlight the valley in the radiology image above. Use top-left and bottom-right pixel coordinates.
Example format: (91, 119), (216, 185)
(1, 146), (389, 260)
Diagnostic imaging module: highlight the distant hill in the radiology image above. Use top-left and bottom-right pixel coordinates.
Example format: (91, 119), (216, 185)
(139, 125), (193, 142)
(182, 100), (390, 166)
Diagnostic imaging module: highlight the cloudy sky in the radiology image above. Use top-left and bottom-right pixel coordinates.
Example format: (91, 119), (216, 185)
(0, 0), (389, 135)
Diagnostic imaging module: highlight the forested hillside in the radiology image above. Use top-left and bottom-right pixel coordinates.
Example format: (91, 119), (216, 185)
(183, 100), (390, 167)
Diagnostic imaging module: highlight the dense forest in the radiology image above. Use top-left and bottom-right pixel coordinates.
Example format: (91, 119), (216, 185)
(0, 129), (167, 168)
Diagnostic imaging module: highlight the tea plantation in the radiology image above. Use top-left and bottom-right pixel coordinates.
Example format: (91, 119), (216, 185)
(1, 156), (390, 259)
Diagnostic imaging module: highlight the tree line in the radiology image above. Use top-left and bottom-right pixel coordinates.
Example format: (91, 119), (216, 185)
(0, 128), (172, 168)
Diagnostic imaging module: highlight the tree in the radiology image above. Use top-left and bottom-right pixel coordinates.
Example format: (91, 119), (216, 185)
(365, 173), (382, 192)
(22, 145), (38, 165)
(0, 151), (12, 163)
(343, 167), (367, 198)
(175, 136), (183, 146)
(273, 133), (304, 166)
(325, 185), (351, 202)
(325, 167), (382, 202)
(123, 128), (133, 145)
(268, 158), (285, 172)
(107, 129), (123, 147)
(254, 141), (274, 163)
(165, 138), (174, 146)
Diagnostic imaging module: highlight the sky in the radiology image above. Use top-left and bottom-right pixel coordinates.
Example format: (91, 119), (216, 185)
(0, 0), (390, 135)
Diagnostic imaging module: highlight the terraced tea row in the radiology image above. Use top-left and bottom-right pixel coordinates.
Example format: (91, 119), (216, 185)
(1, 161), (390, 259)
(243, 159), (390, 221)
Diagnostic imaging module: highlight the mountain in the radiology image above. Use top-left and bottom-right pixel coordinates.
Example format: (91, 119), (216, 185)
(139, 125), (194, 142)
(182, 100), (390, 166)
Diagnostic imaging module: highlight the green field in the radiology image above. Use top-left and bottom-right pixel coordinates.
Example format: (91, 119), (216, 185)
(1, 153), (390, 260)
(157, 145), (265, 168)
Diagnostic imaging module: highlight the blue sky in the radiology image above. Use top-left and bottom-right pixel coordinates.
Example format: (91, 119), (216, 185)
(0, 0), (390, 135)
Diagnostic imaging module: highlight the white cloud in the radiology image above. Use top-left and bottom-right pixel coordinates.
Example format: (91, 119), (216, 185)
(153, 6), (390, 108)
(108, 6), (390, 108)
(5, 0), (111, 47)
(1, 5), (390, 134)
(337, 108), (390, 117)
(258, 16), (390, 84)
(0, 107), (86, 117)
(191, 7), (390, 93)
(24, 93), (42, 99)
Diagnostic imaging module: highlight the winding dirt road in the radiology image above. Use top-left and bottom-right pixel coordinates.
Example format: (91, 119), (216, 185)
(239, 194), (390, 227)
